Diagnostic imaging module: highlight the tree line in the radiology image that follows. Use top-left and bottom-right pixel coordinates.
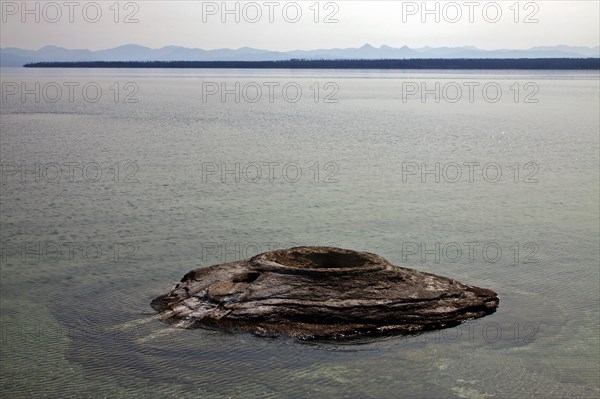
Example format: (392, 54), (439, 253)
(24, 58), (600, 70)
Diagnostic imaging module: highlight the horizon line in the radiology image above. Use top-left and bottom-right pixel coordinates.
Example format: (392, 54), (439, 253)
(22, 59), (600, 71)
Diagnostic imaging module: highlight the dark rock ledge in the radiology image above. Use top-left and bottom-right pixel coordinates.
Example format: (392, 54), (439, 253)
(151, 246), (499, 340)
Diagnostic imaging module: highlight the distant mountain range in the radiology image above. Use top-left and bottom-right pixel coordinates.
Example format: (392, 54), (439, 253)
(1, 44), (599, 67)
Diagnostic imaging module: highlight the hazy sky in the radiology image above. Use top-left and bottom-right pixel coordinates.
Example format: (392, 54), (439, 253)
(1, 1), (598, 50)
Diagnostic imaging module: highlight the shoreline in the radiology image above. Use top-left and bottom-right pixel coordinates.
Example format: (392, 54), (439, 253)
(23, 58), (600, 70)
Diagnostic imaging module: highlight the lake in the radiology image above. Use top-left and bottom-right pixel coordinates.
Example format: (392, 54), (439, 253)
(1, 67), (598, 398)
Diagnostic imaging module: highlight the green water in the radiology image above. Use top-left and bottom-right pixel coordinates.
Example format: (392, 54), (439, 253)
(1, 68), (598, 398)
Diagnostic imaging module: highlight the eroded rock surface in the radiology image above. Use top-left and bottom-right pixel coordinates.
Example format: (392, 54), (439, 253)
(151, 247), (499, 340)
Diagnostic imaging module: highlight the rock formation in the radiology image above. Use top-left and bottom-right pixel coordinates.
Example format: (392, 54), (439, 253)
(151, 246), (499, 340)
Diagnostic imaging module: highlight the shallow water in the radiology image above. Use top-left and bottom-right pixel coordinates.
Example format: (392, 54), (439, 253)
(1, 68), (599, 398)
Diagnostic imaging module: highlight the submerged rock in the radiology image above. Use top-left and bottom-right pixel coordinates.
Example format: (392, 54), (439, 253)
(151, 246), (499, 340)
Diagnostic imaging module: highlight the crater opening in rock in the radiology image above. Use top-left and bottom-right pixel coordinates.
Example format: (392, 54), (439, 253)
(265, 248), (373, 269)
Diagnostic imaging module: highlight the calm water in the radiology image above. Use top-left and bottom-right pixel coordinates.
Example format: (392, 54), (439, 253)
(1, 68), (599, 398)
